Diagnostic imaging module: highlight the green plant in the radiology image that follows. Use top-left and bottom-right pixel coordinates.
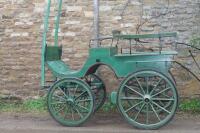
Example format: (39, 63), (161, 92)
(1, 96), (200, 114)
(0, 97), (47, 113)
(179, 98), (200, 113)
(0, 103), (21, 112)
(22, 97), (47, 113)
(100, 101), (117, 113)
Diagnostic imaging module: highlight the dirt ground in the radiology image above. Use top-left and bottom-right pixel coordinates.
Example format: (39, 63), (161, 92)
(0, 112), (200, 133)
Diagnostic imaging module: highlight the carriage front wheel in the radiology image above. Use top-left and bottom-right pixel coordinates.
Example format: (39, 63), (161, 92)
(47, 78), (94, 127)
(117, 70), (178, 130)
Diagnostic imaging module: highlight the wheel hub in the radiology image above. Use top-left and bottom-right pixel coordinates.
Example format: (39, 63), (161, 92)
(143, 95), (151, 103)
(67, 98), (75, 105)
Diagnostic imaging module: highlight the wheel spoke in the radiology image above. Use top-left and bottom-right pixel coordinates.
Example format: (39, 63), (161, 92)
(152, 101), (171, 114)
(125, 85), (143, 97)
(150, 79), (163, 95)
(73, 85), (79, 97)
(75, 91), (87, 100)
(58, 87), (68, 99)
(134, 77), (145, 95)
(146, 77), (149, 94)
(134, 103), (145, 121)
(76, 99), (92, 103)
(146, 103), (149, 124)
(159, 100), (165, 107)
(152, 98), (174, 101)
(160, 92), (171, 98)
(150, 103), (161, 121)
(67, 87), (72, 97)
(71, 107), (75, 120)
(63, 106), (70, 120)
(53, 94), (66, 101)
(121, 97), (143, 100)
(125, 101), (143, 113)
(74, 107), (84, 119)
(51, 101), (66, 105)
(54, 105), (66, 115)
(152, 87), (171, 98)
(76, 104), (89, 112)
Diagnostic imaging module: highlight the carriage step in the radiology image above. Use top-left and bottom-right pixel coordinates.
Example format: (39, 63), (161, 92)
(110, 91), (117, 104)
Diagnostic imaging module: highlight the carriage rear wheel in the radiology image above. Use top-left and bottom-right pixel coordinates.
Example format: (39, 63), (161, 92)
(47, 78), (94, 127)
(117, 70), (178, 130)
(84, 74), (106, 112)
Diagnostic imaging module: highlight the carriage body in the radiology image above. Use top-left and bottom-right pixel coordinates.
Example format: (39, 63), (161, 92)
(42, 0), (179, 130)
(45, 46), (176, 80)
(44, 36), (178, 130)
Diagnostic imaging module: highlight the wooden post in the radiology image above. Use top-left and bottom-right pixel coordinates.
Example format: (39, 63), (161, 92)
(93, 0), (99, 47)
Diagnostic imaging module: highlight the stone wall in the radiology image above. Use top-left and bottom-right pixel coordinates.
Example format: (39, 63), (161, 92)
(0, 0), (200, 99)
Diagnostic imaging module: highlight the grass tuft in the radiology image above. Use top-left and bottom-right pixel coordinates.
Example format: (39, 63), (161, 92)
(1, 97), (200, 114)
(0, 97), (47, 113)
(100, 101), (117, 113)
(22, 97), (47, 113)
(179, 98), (200, 113)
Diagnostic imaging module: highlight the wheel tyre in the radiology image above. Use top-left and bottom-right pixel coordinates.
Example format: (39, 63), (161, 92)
(117, 70), (178, 130)
(47, 78), (94, 127)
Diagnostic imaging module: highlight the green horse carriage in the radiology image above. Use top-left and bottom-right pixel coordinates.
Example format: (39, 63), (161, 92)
(41, 0), (179, 130)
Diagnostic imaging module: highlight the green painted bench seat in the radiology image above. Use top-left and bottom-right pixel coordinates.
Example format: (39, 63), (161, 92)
(46, 60), (77, 78)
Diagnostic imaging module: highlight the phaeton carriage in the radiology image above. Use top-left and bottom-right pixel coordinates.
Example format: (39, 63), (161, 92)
(40, 0), (200, 130)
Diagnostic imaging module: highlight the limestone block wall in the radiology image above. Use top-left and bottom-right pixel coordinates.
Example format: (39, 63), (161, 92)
(0, 0), (199, 98)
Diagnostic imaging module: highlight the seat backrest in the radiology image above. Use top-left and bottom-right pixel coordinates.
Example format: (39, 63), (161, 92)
(45, 46), (62, 61)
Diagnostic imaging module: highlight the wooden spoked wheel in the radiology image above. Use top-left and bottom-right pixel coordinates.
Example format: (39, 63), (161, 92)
(117, 70), (178, 130)
(47, 78), (94, 127)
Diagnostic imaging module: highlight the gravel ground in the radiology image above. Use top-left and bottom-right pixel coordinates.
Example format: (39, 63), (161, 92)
(0, 112), (200, 133)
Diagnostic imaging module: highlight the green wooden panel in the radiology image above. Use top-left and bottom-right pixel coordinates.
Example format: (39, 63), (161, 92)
(89, 47), (118, 57)
(45, 46), (62, 61)
(110, 91), (117, 104)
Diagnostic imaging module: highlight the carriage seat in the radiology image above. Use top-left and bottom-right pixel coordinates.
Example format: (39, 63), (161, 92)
(45, 46), (77, 78)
